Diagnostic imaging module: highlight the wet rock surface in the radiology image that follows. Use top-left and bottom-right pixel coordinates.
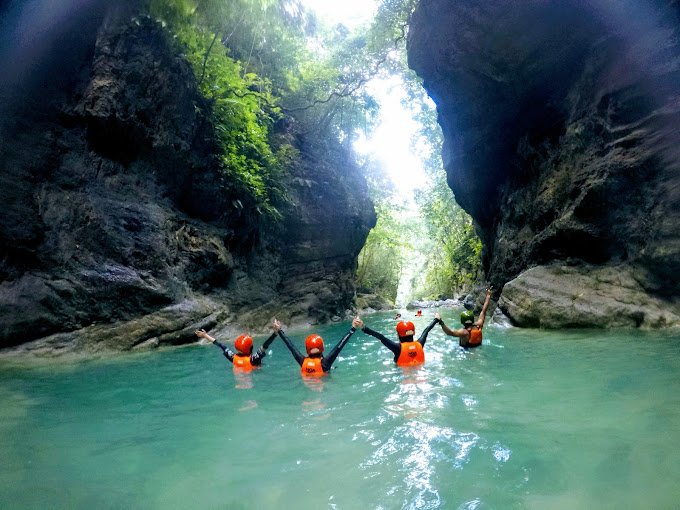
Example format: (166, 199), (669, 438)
(409, 0), (680, 327)
(1, 298), (226, 358)
(0, 2), (374, 354)
(499, 265), (680, 329)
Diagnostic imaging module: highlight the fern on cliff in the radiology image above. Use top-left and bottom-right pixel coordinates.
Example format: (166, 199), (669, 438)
(150, 0), (290, 219)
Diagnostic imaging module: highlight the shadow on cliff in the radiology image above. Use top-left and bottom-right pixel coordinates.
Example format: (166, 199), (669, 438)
(0, 1), (376, 352)
(408, 0), (680, 327)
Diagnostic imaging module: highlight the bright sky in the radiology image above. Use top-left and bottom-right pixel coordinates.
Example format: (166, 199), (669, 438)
(300, 0), (377, 29)
(300, 0), (430, 195)
(302, 0), (436, 303)
(354, 77), (429, 194)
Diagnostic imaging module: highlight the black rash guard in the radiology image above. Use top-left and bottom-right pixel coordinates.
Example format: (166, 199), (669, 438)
(277, 327), (356, 372)
(362, 319), (439, 363)
(214, 332), (277, 366)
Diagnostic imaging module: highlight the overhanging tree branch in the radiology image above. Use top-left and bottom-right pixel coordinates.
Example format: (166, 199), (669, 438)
(199, 31), (220, 84)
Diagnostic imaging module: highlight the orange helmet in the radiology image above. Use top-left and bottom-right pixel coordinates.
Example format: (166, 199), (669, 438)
(234, 334), (253, 354)
(305, 334), (324, 355)
(396, 321), (415, 338)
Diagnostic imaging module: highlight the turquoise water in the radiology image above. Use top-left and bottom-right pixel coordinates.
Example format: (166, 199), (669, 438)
(1, 311), (680, 509)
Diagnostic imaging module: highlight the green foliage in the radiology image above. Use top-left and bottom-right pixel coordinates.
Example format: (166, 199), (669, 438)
(150, 0), (300, 218)
(414, 172), (483, 298)
(148, 0), (394, 216)
(149, 0), (483, 298)
(278, 0), (420, 147)
(355, 200), (406, 301)
(354, 0), (483, 301)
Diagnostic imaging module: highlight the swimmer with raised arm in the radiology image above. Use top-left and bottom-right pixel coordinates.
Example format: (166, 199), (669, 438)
(354, 315), (440, 366)
(436, 287), (493, 348)
(272, 318), (359, 376)
(195, 328), (277, 371)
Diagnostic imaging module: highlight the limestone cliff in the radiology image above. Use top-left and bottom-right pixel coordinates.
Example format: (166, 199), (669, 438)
(0, 1), (375, 354)
(408, 0), (680, 327)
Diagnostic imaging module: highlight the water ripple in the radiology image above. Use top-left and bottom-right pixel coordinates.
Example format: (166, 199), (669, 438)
(360, 418), (483, 509)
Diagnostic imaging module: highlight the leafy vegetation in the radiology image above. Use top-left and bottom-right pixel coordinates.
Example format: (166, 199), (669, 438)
(354, 0), (483, 303)
(150, 0), (482, 301)
(355, 200), (406, 301)
(149, 0), (308, 218)
(148, 0), (399, 217)
(414, 173), (483, 299)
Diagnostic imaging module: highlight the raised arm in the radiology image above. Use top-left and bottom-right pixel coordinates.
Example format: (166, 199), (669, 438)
(196, 329), (235, 362)
(418, 318), (440, 347)
(261, 332), (277, 350)
(359, 321), (400, 357)
(250, 332), (278, 365)
(321, 327), (356, 372)
(476, 288), (493, 328)
(272, 320), (304, 366)
(434, 314), (465, 338)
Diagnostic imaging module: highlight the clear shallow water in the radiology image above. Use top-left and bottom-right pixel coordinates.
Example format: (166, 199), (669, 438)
(1, 311), (680, 509)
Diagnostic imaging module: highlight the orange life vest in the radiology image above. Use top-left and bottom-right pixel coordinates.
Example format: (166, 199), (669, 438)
(467, 327), (482, 347)
(301, 357), (325, 377)
(233, 354), (254, 371)
(396, 341), (425, 366)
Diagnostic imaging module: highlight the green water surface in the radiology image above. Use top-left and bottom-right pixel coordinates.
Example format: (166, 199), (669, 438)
(1, 310), (679, 509)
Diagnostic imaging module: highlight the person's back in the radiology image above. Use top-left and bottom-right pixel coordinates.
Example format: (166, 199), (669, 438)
(195, 329), (277, 370)
(437, 288), (493, 348)
(355, 317), (439, 366)
(273, 319), (357, 376)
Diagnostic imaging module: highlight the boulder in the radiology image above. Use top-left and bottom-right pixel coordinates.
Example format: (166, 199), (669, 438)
(499, 265), (680, 328)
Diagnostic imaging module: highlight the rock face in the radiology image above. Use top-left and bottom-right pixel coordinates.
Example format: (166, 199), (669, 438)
(408, 0), (680, 327)
(499, 265), (680, 329)
(0, 1), (374, 353)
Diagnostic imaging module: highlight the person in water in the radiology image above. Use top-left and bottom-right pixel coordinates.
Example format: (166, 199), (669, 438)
(353, 315), (440, 366)
(394, 313), (402, 320)
(415, 309), (423, 317)
(436, 287), (493, 348)
(195, 328), (277, 371)
(272, 318), (359, 377)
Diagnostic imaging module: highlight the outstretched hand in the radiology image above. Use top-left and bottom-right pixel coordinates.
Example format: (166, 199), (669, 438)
(352, 317), (364, 330)
(272, 319), (282, 332)
(195, 329), (214, 342)
(434, 312), (441, 321)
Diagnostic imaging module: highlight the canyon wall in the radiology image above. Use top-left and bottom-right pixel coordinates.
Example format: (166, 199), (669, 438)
(408, 0), (680, 327)
(0, 1), (375, 354)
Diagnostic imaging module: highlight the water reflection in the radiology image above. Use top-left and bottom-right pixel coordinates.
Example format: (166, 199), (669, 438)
(301, 376), (325, 393)
(361, 420), (481, 509)
(233, 370), (253, 390)
(238, 400), (257, 412)
(300, 377), (329, 419)
(492, 442), (511, 463)
(400, 365), (428, 386)
(355, 361), (489, 508)
(298, 397), (326, 418)
(231, 371), (258, 411)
